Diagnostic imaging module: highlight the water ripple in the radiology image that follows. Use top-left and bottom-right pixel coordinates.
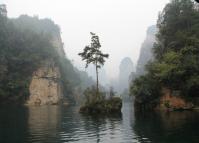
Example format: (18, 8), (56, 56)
(0, 103), (199, 143)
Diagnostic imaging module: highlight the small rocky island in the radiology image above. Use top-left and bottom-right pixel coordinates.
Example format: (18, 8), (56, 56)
(80, 87), (122, 115)
(78, 33), (122, 114)
(80, 97), (122, 114)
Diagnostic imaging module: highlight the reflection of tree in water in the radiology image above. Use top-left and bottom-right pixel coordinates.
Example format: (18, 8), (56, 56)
(81, 115), (106, 143)
(133, 111), (199, 143)
(80, 113), (122, 143)
(57, 105), (122, 143)
(59, 105), (84, 142)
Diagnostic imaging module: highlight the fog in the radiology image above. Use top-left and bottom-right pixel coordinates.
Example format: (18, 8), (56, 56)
(2, 0), (169, 79)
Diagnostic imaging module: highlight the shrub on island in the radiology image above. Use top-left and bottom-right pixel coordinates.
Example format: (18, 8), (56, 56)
(79, 87), (122, 114)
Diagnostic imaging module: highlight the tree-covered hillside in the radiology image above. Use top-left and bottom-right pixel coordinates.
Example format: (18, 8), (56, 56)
(130, 0), (199, 107)
(0, 5), (93, 104)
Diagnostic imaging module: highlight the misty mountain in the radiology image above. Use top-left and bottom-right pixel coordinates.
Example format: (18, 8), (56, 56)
(86, 65), (109, 87)
(118, 57), (134, 93)
(136, 25), (157, 75)
(0, 11), (94, 104)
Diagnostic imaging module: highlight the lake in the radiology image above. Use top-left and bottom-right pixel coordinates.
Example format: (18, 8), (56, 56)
(0, 102), (199, 143)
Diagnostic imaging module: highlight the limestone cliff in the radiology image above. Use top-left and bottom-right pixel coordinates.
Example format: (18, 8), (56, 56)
(0, 15), (83, 105)
(27, 60), (63, 105)
(136, 25), (157, 76)
(27, 25), (65, 105)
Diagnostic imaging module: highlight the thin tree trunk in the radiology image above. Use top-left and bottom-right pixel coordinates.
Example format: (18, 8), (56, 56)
(96, 62), (99, 95)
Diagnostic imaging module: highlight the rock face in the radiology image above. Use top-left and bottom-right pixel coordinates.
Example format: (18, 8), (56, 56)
(0, 15), (80, 105)
(158, 88), (194, 111)
(136, 25), (157, 75)
(27, 60), (63, 105)
(27, 32), (65, 105)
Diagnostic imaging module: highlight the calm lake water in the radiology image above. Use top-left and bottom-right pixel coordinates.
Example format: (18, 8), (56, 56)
(0, 102), (199, 143)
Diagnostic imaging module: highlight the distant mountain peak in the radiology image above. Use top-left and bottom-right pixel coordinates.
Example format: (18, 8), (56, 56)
(136, 25), (157, 75)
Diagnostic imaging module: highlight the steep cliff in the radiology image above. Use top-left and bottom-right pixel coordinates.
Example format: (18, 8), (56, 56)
(118, 57), (134, 93)
(136, 25), (157, 75)
(27, 60), (63, 105)
(27, 24), (65, 105)
(13, 16), (66, 105)
(0, 13), (79, 104)
(0, 11), (95, 105)
(132, 0), (199, 110)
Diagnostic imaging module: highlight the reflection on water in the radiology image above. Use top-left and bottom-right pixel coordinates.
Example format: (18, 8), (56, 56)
(134, 110), (199, 143)
(27, 106), (62, 142)
(0, 106), (29, 143)
(0, 102), (199, 143)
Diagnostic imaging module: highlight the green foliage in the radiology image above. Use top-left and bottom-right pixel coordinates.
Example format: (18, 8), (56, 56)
(83, 86), (105, 105)
(78, 32), (109, 93)
(78, 32), (109, 68)
(0, 11), (59, 102)
(58, 57), (80, 96)
(0, 7), (94, 103)
(80, 86), (122, 114)
(131, 0), (199, 106)
(185, 75), (199, 97)
(11, 15), (60, 38)
(130, 75), (161, 104)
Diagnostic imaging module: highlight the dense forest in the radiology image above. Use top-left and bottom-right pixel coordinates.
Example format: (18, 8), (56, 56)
(130, 0), (199, 109)
(0, 5), (94, 104)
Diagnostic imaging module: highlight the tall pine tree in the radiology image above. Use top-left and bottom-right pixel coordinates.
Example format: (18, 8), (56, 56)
(78, 32), (109, 94)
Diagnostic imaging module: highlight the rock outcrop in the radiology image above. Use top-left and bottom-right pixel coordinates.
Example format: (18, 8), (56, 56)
(158, 88), (194, 111)
(27, 24), (65, 105)
(0, 15), (83, 105)
(0, 14), (95, 105)
(136, 25), (157, 76)
(27, 60), (63, 105)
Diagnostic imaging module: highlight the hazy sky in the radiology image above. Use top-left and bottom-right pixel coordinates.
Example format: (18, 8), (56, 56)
(2, 0), (169, 79)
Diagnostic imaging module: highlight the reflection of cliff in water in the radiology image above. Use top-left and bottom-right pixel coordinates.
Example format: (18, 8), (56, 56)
(0, 106), (29, 143)
(27, 106), (62, 142)
(133, 111), (199, 143)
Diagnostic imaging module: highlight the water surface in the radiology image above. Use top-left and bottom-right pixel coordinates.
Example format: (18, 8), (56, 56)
(0, 102), (199, 143)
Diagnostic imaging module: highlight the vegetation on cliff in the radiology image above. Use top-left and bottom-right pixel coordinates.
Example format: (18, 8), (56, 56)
(130, 0), (199, 109)
(0, 8), (57, 103)
(0, 6), (93, 104)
